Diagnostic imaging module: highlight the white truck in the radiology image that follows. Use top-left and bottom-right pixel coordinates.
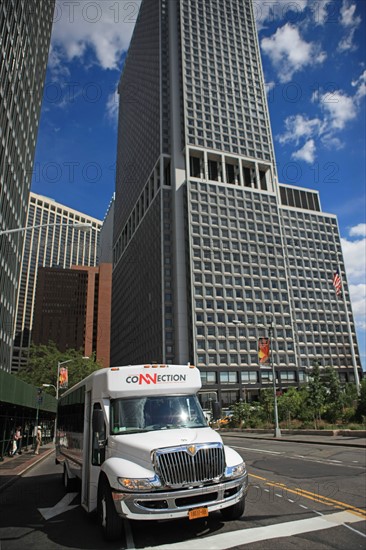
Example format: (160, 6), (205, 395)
(56, 364), (248, 541)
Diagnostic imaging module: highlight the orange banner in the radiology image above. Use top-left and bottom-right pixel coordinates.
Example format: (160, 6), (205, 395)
(258, 338), (270, 364)
(59, 366), (68, 389)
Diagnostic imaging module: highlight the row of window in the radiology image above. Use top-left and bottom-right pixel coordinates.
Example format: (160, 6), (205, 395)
(200, 370), (299, 385)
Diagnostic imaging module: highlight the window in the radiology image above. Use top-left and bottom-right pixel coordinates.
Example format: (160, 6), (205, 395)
(220, 371), (238, 384)
(241, 371), (258, 383)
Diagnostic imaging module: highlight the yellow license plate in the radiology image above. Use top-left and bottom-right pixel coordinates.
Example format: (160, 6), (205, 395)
(188, 507), (209, 520)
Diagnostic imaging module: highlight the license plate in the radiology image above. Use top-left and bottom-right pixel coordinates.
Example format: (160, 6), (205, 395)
(188, 507), (209, 520)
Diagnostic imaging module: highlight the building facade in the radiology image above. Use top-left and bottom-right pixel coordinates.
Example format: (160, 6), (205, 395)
(32, 264), (112, 368)
(12, 193), (102, 372)
(0, 0), (55, 372)
(111, 0), (361, 407)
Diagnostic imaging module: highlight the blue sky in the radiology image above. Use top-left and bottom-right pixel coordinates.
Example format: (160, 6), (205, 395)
(31, 0), (365, 366)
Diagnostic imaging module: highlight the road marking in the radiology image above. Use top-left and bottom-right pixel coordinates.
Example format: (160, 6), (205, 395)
(231, 445), (282, 455)
(249, 473), (366, 518)
(142, 511), (362, 550)
(38, 493), (79, 520)
(230, 445), (365, 469)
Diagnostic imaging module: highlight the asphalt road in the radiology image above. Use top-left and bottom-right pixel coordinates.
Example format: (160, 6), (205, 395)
(0, 438), (365, 549)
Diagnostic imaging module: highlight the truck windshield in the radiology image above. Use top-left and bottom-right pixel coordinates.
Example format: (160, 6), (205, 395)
(110, 395), (208, 434)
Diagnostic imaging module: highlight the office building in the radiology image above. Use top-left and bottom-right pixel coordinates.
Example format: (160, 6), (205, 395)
(0, 0), (55, 371)
(12, 193), (102, 372)
(32, 264), (112, 367)
(111, 0), (361, 407)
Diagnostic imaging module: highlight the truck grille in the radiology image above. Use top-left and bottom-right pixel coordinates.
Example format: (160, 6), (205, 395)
(153, 443), (225, 487)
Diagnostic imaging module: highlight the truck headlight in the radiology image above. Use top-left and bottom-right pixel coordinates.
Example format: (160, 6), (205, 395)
(118, 474), (162, 491)
(224, 461), (246, 479)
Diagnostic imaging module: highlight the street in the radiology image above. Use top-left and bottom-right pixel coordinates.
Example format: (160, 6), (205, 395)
(0, 437), (365, 549)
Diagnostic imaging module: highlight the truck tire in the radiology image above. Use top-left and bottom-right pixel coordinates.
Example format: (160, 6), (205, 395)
(97, 477), (122, 542)
(220, 495), (245, 520)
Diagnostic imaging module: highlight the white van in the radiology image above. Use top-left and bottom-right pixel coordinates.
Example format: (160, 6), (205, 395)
(56, 364), (248, 541)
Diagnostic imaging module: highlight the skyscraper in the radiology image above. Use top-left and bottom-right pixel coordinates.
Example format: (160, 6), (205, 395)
(12, 193), (101, 373)
(0, 0), (55, 371)
(111, 0), (361, 407)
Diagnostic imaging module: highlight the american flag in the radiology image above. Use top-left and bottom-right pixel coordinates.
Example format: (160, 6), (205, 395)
(333, 269), (342, 296)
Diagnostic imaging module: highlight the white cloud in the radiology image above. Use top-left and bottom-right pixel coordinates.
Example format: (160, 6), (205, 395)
(318, 90), (357, 130)
(255, 0), (334, 29)
(342, 226), (366, 336)
(349, 224), (366, 238)
(106, 90), (119, 125)
(279, 69), (366, 156)
(316, 0), (334, 25)
(337, 1), (361, 52)
(341, 235), (366, 283)
(51, 0), (141, 71)
(292, 139), (316, 163)
(352, 70), (366, 101)
(278, 114), (323, 145)
(339, 0), (361, 27)
(349, 284), (366, 330)
(261, 24), (326, 83)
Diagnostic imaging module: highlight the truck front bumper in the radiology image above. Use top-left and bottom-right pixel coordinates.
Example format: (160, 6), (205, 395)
(111, 472), (248, 520)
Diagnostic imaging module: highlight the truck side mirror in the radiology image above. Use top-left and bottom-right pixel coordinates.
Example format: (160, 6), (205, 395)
(212, 401), (221, 421)
(92, 408), (105, 433)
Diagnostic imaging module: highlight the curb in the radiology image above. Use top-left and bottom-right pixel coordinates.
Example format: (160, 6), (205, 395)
(0, 448), (55, 493)
(220, 433), (366, 448)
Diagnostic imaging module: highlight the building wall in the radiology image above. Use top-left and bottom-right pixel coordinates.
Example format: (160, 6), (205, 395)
(32, 264), (112, 367)
(111, 0), (362, 404)
(32, 267), (88, 351)
(12, 193), (102, 372)
(0, 0), (55, 372)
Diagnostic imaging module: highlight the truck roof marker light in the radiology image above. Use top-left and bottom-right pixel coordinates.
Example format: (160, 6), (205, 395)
(144, 365), (150, 368)
(110, 367), (119, 371)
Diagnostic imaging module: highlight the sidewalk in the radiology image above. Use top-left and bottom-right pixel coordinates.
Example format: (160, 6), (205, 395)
(0, 442), (55, 493)
(220, 430), (366, 448)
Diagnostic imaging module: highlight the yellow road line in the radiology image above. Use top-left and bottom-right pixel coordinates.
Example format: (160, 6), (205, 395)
(249, 473), (366, 518)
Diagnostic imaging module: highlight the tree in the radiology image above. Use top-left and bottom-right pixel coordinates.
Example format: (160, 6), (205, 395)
(355, 379), (366, 422)
(306, 362), (326, 428)
(323, 367), (344, 423)
(259, 389), (273, 423)
(277, 387), (303, 427)
(232, 401), (251, 428)
(16, 342), (101, 393)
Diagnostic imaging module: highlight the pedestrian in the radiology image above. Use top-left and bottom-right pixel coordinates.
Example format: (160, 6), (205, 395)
(34, 426), (42, 455)
(14, 426), (22, 455)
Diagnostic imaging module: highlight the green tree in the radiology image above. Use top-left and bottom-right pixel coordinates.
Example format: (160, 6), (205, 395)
(355, 379), (366, 422)
(259, 388), (273, 423)
(277, 387), (303, 427)
(232, 401), (251, 428)
(323, 366), (344, 423)
(16, 342), (101, 393)
(306, 362), (326, 428)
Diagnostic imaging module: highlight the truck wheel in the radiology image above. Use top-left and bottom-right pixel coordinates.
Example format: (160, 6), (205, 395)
(221, 496), (245, 520)
(97, 477), (122, 541)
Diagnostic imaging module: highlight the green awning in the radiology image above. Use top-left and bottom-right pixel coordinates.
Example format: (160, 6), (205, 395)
(0, 371), (57, 413)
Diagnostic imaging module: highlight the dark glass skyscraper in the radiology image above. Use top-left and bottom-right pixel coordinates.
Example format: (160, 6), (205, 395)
(111, 0), (361, 407)
(0, 0), (55, 371)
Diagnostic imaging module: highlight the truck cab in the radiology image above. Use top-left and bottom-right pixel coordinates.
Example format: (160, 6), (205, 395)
(57, 364), (248, 541)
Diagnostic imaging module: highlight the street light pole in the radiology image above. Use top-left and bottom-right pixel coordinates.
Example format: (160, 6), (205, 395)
(0, 222), (92, 236)
(268, 320), (281, 438)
